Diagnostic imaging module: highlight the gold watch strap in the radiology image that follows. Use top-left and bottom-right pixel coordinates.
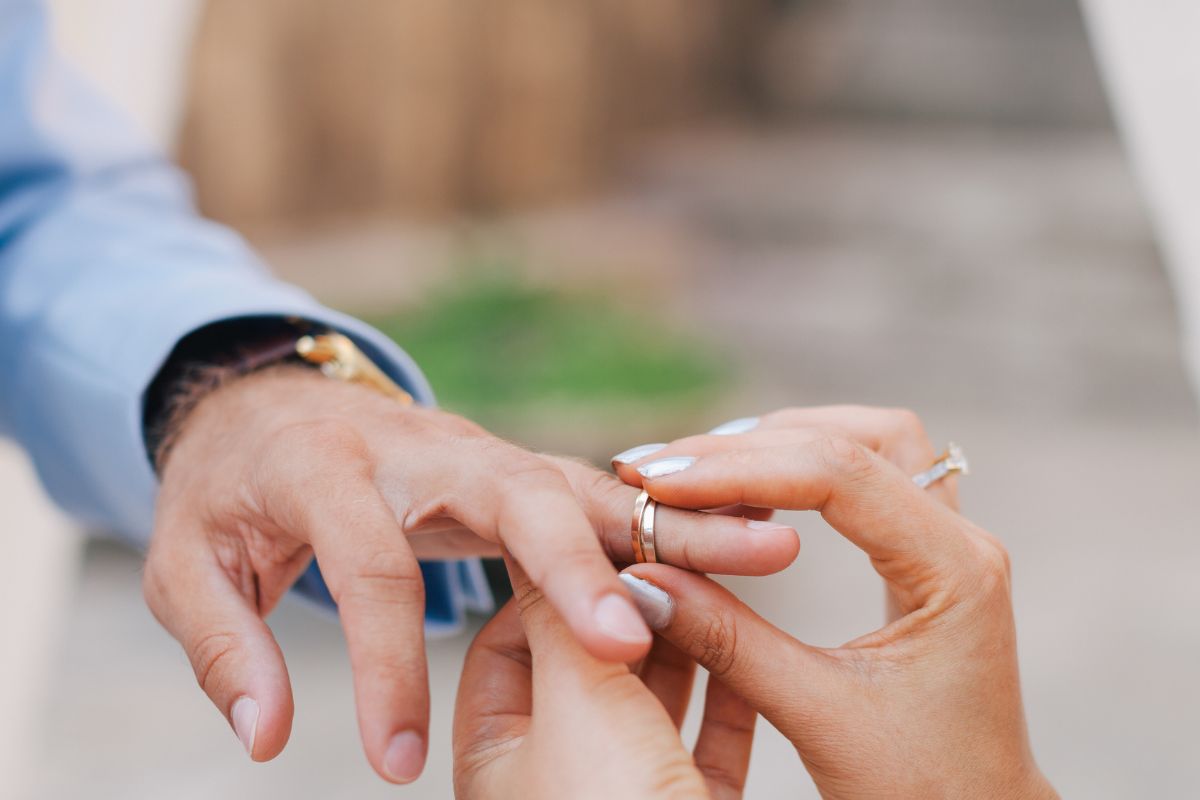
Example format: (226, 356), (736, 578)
(296, 333), (414, 405)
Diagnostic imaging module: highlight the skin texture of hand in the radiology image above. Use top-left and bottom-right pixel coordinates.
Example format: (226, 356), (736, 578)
(143, 366), (799, 783)
(614, 406), (1059, 799)
(453, 559), (755, 800)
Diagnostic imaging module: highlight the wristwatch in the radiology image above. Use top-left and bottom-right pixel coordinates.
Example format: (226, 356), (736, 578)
(295, 331), (413, 404)
(142, 316), (411, 473)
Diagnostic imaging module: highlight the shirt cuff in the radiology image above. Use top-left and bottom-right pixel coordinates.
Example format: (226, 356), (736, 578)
(15, 269), (492, 629)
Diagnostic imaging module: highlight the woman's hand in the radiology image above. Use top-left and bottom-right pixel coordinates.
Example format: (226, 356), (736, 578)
(614, 406), (1058, 799)
(453, 560), (756, 800)
(612, 405), (959, 513)
(144, 366), (799, 783)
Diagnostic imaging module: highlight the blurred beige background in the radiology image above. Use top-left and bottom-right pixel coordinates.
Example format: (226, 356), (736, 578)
(6, 1), (1200, 797)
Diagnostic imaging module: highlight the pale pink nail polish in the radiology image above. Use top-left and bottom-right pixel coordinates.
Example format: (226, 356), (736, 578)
(594, 593), (652, 644)
(384, 730), (425, 783)
(230, 696), (259, 758)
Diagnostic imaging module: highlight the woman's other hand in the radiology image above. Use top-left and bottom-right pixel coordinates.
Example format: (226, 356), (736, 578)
(453, 560), (756, 800)
(616, 406), (1057, 798)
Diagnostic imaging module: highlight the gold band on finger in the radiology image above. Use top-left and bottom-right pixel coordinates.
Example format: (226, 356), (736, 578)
(631, 490), (650, 563)
(639, 497), (658, 563)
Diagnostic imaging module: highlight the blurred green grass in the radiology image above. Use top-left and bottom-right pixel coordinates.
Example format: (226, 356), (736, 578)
(366, 271), (725, 430)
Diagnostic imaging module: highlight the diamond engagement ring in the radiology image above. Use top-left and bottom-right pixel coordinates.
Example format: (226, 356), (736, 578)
(912, 442), (969, 489)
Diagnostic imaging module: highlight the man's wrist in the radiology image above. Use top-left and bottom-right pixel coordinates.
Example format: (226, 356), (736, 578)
(143, 317), (323, 474)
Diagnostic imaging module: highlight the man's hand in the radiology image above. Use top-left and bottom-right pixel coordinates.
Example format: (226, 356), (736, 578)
(143, 366), (799, 783)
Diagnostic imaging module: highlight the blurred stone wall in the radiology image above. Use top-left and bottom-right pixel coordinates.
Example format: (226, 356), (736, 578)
(178, 0), (768, 228)
(761, 0), (1109, 126)
(178, 0), (1108, 229)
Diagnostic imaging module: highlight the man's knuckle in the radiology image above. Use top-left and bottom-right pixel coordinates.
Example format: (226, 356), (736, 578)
(470, 437), (558, 481)
(190, 630), (241, 695)
(141, 542), (190, 617)
(584, 667), (644, 701)
(445, 414), (489, 437)
(686, 608), (740, 679)
(269, 417), (367, 465)
(705, 713), (756, 738)
(980, 539), (1013, 580)
(962, 535), (1012, 598)
(470, 435), (514, 460)
(816, 434), (875, 481)
(650, 759), (707, 797)
(499, 455), (566, 488)
(525, 545), (598, 589)
(887, 407), (927, 437)
(581, 470), (632, 557)
(400, 492), (455, 531)
(586, 468), (626, 512)
(697, 761), (748, 794)
(341, 550), (422, 605)
(513, 581), (547, 617)
(884, 406), (936, 462)
(493, 460), (576, 528)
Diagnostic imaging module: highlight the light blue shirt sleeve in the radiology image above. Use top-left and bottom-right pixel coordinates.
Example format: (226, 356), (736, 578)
(0, 0), (491, 632)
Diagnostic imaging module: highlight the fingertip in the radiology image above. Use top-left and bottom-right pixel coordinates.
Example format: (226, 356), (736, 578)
(741, 519), (802, 573)
(183, 605), (295, 763)
(592, 592), (653, 653)
(382, 730), (426, 784)
(618, 565), (697, 637)
(652, 508), (798, 577)
(539, 586), (652, 663)
(361, 714), (431, 785)
(234, 674), (294, 762)
(619, 572), (675, 631)
(518, 549), (652, 662)
(231, 696), (259, 758)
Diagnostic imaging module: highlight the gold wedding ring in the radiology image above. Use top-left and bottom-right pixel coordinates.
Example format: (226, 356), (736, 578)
(630, 490), (659, 563)
(640, 497), (658, 563)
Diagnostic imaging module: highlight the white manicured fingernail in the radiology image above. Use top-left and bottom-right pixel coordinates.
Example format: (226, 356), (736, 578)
(708, 416), (759, 435)
(746, 520), (794, 533)
(611, 443), (667, 465)
(637, 456), (696, 479)
(594, 593), (652, 644)
(619, 573), (674, 630)
(231, 696), (259, 758)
